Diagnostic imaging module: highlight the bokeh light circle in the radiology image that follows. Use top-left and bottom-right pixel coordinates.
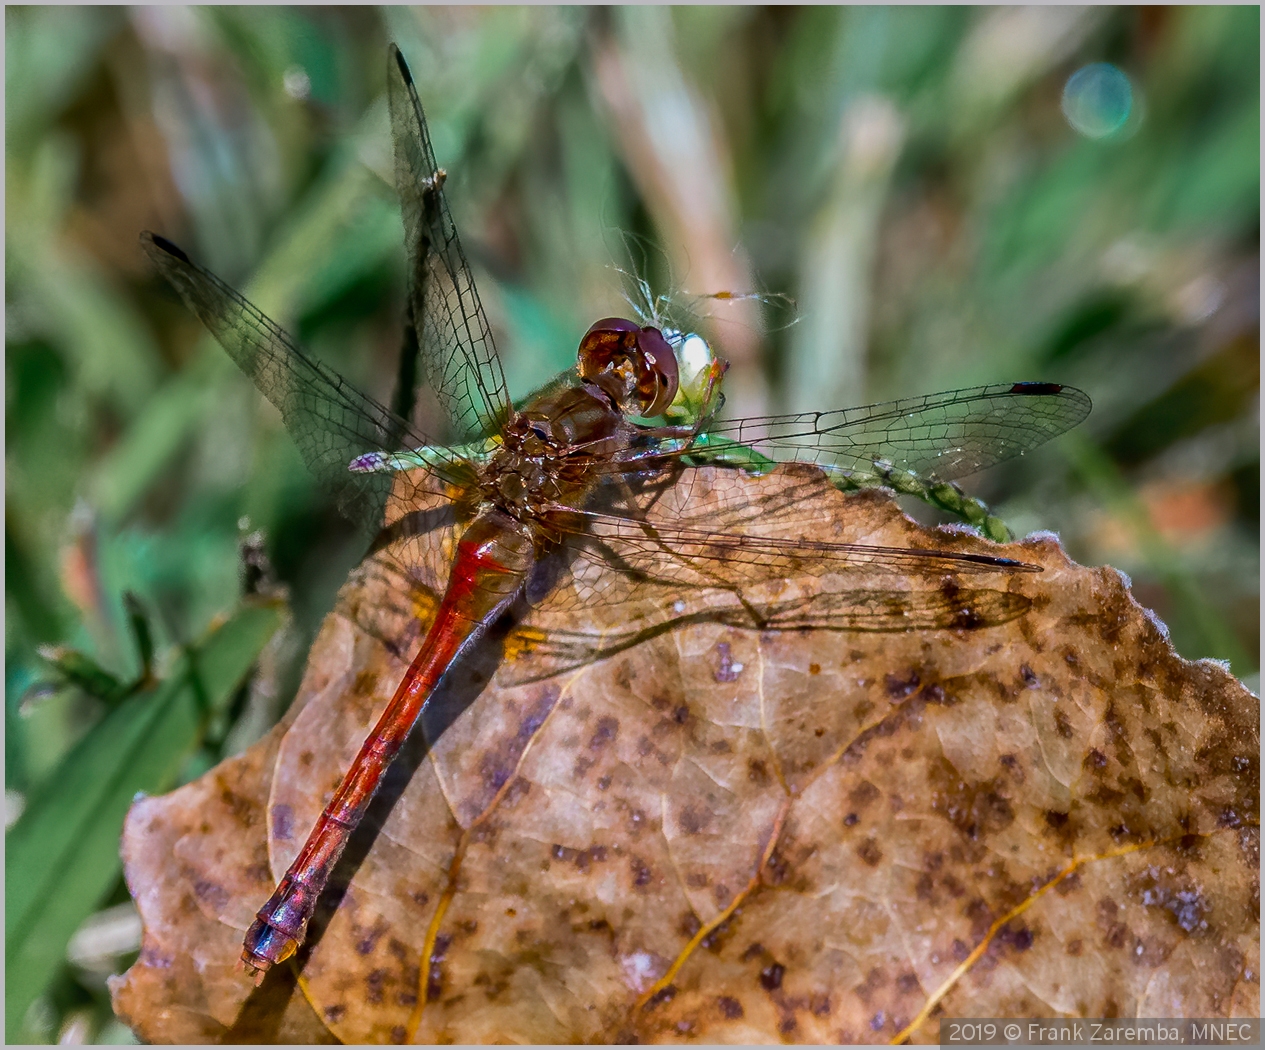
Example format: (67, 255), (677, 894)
(1061, 63), (1134, 139)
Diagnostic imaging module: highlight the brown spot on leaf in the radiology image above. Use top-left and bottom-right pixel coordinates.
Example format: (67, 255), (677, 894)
(760, 962), (785, 991)
(764, 849), (790, 885)
(717, 995), (744, 1019)
(885, 670), (921, 698)
(589, 716), (619, 749)
(271, 804), (293, 841)
(427, 934), (450, 1002)
(630, 856), (653, 887)
(648, 985), (677, 1007)
(856, 837), (883, 866)
(714, 641), (743, 682)
(192, 879), (229, 912)
(679, 803), (713, 835)
(354, 918), (388, 956)
(849, 779), (880, 808)
(932, 766), (1015, 840)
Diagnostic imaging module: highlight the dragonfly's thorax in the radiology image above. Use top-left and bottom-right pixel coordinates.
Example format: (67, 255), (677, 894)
(480, 380), (631, 522)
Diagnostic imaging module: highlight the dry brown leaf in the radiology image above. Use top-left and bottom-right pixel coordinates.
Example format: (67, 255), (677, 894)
(111, 468), (1259, 1043)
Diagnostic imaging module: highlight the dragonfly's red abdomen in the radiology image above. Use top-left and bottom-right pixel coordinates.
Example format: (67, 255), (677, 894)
(444, 509), (536, 615)
(240, 508), (534, 979)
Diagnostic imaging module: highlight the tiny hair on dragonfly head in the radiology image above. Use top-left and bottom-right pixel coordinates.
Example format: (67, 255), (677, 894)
(608, 226), (798, 336)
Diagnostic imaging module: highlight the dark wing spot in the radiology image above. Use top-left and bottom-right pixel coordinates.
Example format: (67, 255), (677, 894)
(148, 233), (191, 263)
(393, 46), (414, 85)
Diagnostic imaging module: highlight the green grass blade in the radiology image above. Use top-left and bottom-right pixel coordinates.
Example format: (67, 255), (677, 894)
(4, 600), (283, 1039)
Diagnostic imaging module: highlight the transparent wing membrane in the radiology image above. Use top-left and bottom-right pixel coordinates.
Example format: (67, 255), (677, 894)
(675, 383), (1092, 482)
(387, 44), (512, 445)
(140, 233), (474, 537)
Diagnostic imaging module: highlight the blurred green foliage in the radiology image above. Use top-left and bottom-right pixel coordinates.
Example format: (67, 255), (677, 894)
(5, 6), (1257, 1043)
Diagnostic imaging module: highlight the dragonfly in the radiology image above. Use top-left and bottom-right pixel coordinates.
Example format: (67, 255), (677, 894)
(141, 44), (1090, 982)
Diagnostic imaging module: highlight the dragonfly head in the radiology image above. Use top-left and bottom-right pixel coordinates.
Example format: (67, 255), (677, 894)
(577, 317), (679, 417)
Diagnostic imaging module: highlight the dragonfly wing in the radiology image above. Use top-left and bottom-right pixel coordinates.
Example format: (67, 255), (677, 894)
(141, 232), (474, 536)
(496, 464), (1037, 679)
(689, 383), (1091, 482)
(388, 44), (513, 445)
(547, 471), (1039, 592)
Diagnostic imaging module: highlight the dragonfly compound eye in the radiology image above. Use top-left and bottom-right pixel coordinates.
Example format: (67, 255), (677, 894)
(631, 325), (678, 417)
(578, 317), (679, 417)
